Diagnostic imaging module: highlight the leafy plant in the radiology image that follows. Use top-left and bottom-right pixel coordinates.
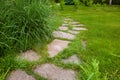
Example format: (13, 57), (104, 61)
(80, 59), (107, 80)
(0, 0), (52, 56)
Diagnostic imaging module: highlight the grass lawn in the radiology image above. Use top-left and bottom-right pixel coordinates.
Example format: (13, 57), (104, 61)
(51, 5), (120, 79)
(0, 5), (120, 80)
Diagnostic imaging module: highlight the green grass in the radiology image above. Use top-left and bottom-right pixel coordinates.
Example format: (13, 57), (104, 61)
(53, 5), (120, 79)
(0, 4), (120, 80)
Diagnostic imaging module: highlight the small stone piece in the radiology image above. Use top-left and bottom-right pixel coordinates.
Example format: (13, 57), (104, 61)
(6, 70), (36, 80)
(64, 18), (73, 21)
(53, 31), (75, 40)
(19, 50), (40, 61)
(62, 23), (69, 26)
(34, 63), (77, 80)
(81, 40), (87, 50)
(70, 22), (80, 25)
(47, 39), (70, 57)
(59, 26), (68, 31)
(62, 55), (81, 64)
(73, 24), (85, 27)
(68, 30), (80, 35)
(73, 27), (87, 31)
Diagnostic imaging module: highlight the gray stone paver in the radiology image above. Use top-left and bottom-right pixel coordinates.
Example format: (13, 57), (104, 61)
(47, 39), (70, 57)
(73, 24), (85, 27)
(62, 23), (69, 26)
(68, 30), (80, 35)
(6, 70), (36, 80)
(34, 63), (77, 80)
(19, 50), (40, 62)
(53, 31), (75, 40)
(62, 55), (81, 64)
(81, 40), (87, 50)
(73, 27), (87, 31)
(70, 22), (80, 25)
(59, 26), (68, 31)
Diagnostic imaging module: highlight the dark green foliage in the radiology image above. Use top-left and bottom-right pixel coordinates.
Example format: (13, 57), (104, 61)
(64, 0), (74, 5)
(0, 0), (52, 56)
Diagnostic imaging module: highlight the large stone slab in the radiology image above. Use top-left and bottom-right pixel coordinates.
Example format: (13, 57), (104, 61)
(47, 39), (70, 57)
(68, 30), (80, 35)
(64, 18), (73, 21)
(62, 55), (81, 64)
(59, 26), (68, 31)
(34, 63), (77, 80)
(6, 70), (36, 80)
(73, 27), (87, 31)
(19, 50), (40, 61)
(53, 31), (75, 40)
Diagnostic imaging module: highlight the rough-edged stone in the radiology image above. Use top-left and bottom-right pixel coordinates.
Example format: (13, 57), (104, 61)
(53, 31), (75, 40)
(68, 30), (80, 35)
(73, 27), (87, 31)
(6, 70), (36, 80)
(59, 26), (68, 31)
(81, 40), (87, 50)
(47, 39), (70, 57)
(62, 55), (81, 64)
(19, 50), (40, 61)
(70, 22), (80, 25)
(73, 24), (85, 27)
(34, 63), (77, 80)
(64, 18), (73, 21)
(62, 23), (69, 26)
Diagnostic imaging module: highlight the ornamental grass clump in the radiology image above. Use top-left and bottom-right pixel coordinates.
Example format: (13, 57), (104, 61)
(0, 0), (52, 56)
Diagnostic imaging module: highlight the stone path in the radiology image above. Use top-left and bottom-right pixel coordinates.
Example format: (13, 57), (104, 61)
(7, 18), (87, 80)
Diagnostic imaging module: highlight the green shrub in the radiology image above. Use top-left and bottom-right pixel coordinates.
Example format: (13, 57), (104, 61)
(0, 0), (52, 56)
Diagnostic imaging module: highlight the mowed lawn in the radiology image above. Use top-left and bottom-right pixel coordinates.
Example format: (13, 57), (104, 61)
(53, 5), (120, 79)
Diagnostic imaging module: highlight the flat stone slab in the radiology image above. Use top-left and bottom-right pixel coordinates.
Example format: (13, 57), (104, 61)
(70, 22), (80, 25)
(34, 63), (77, 80)
(68, 30), (80, 35)
(73, 24), (85, 27)
(81, 40), (87, 50)
(59, 26), (68, 31)
(6, 70), (36, 80)
(62, 55), (81, 64)
(73, 27), (87, 31)
(64, 18), (73, 21)
(19, 50), (40, 61)
(62, 23), (69, 26)
(53, 31), (75, 40)
(47, 39), (70, 57)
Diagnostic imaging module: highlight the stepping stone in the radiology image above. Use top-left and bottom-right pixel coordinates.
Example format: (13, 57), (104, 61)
(53, 31), (75, 40)
(62, 23), (69, 26)
(59, 26), (68, 31)
(47, 39), (70, 57)
(70, 22), (80, 25)
(62, 55), (81, 64)
(19, 50), (40, 61)
(81, 40), (87, 50)
(73, 24), (85, 27)
(64, 18), (73, 21)
(6, 69), (36, 80)
(68, 30), (80, 35)
(73, 27), (87, 31)
(34, 63), (77, 80)
(63, 21), (68, 24)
